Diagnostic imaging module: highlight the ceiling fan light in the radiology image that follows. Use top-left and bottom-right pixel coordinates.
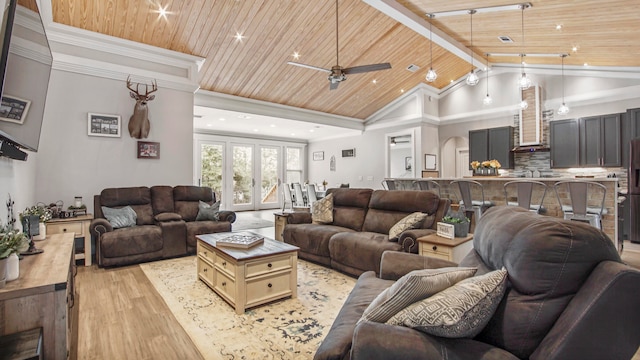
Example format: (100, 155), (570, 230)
(466, 70), (479, 86)
(520, 100), (529, 110)
(426, 68), (438, 82)
(483, 94), (493, 105)
(558, 103), (570, 115)
(518, 72), (532, 90)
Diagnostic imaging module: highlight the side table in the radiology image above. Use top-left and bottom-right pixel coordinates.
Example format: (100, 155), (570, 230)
(273, 212), (292, 241)
(417, 233), (474, 263)
(45, 214), (93, 266)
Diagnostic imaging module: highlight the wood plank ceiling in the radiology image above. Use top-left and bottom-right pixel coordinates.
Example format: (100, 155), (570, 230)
(38, 0), (640, 120)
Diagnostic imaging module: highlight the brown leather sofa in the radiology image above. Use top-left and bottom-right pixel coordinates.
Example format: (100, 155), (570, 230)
(314, 206), (640, 360)
(91, 185), (236, 267)
(283, 188), (450, 277)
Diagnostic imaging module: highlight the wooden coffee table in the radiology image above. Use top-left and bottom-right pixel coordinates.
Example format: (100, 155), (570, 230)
(196, 231), (299, 314)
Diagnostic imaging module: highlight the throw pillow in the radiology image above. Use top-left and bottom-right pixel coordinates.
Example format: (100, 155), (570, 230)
(359, 267), (477, 324)
(101, 206), (137, 229)
(389, 212), (428, 240)
(312, 193), (334, 224)
(386, 268), (508, 339)
(196, 200), (221, 221)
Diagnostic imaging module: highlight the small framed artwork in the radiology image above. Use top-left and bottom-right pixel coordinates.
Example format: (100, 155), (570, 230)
(313, 151), (324, 161)
(425, 154), (437, 170)
(405, 156), (412, 170)
(0, 95), (31, 124)
(137, 141), (160, 159)
(88, 113), (121, 137)
(341, 148), (355, 158)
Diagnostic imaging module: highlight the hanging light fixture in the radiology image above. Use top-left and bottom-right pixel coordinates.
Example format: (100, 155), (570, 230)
(517, 4), (531, 90)
(558, 54), (570, 115)
(465, 10), (479, 86)
(425, 14), (437, 82)
(483, 57), (492, 105)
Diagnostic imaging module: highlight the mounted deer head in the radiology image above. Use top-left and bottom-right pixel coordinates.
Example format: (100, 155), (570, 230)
(126, 76), (158, 139)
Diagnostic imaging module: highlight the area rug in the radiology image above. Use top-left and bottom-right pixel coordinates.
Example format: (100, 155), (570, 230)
(233, 218), (274, 230)
(140, 256), (356, 359)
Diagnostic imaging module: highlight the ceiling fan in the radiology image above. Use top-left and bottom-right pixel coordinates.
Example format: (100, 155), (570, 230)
(287, 0), (391, 90)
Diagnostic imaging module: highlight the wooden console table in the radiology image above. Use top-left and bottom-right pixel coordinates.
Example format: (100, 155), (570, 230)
(0, 233), (76, 359)
(46, 214), (93, 266)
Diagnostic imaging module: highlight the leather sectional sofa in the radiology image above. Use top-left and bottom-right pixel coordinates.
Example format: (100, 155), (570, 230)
(314, 206), (640, 360)
(283, 188), (450, 277)
(91, 185), (236, 267)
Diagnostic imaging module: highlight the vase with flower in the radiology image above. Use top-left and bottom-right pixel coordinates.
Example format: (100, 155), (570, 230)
(471, 159), (501, 176)
(0, 225), (30, 287)
(19, 205), (52, 241)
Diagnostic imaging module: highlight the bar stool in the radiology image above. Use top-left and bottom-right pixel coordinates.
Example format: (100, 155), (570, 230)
(306, 183), (319, 206)
(554, 180), (607, 230)
(449, 179), (494, 225)
(282, 184), (294, 211)
(413, 179), (441, 197)
(381, 179), (396, 190)
(292, 183), (307, 206)
(503, 180), (548, 214)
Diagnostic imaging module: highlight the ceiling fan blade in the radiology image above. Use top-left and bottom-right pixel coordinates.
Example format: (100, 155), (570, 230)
(329, 81), (340, 91)
(287, 61), (332, 74)
(343, 63), (392, 75)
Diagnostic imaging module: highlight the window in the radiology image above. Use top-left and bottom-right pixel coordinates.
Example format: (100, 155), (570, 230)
(286, 147), (303, 184)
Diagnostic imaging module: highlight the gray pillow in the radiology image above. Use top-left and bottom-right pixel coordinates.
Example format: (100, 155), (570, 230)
(386, 268), (508, 338)
(196, 200), (221, 221)
(359, 267), (477, 324)
(101, 206), (137, 229)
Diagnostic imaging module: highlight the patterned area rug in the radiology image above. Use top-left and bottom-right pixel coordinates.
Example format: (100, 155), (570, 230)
(233, 218), (274, 230)
(140, 256), (356, 359)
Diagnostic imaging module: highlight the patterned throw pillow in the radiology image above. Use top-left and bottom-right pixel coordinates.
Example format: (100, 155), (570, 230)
(101, 205), (137, 229)
(312, 193), (334, 224)
(389, 212), (428, 240)
(359, 267), (477, 324)
(386, 268), (508, 338)
(196, 200), (221, 221)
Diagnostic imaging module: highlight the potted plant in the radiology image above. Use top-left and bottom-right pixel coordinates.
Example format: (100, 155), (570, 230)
(19, 205), (52, 241)
(442, 208), (470, 238)
(0, 225), (29, 287)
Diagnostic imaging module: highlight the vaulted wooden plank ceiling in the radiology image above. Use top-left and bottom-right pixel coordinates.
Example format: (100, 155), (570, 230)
(38, 0), (640, 120)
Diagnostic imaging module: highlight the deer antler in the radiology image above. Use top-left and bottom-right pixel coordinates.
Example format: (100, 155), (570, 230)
(126, 75), (140, 94)
(145, 79), (158, 96)
(126, 76), (158, 97)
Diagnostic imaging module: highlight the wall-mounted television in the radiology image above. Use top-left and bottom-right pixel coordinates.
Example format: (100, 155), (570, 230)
(0, 0), (53, 160)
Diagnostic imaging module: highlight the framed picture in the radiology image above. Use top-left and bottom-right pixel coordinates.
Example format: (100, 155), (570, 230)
(0, 95), (31, 124)
(88, 113), (121, 137)
(405, 156), (412, 170)
(313, 151), (324, 161)
(425, 154), (437, 170)
(137, 141), (160, 159)
(341, 148), (355, 158)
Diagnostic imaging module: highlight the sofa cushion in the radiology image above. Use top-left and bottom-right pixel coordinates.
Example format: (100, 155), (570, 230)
(100, 225), (163, 258)
(389, 212), (427, 240)
(327, 188), (373, 231)
(460, 206), (621, 359)
(359, 267), (477, 324)
(174, 185), (216, 222)
(185, 221), (232, 249)
(312, 193), (334, 224)
(387, 268), (508, 338)
(362, 190), (440, 234)
(99, 186), (155, 225)
(150, 185), (175, 214)
(101, 206), (137, 229)
(155, 212), (182, 222)
(284, 223), (354, 261)
(329, 232), (403, 276)
(196, 200), (221, 221)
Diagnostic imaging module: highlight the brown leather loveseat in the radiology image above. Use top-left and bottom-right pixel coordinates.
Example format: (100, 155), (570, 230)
(283, 188), (450, 277)
(314, 206), (640, 360)
(91, 185), (236, 267)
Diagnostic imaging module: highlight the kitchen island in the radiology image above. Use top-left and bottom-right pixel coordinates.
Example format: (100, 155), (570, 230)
(389, 177), (620, 249)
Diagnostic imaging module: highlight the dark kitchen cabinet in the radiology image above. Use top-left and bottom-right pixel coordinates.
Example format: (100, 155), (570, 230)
(469, 126), (514, 169)
(623, 108), (640, 167)
(580, 114), (621, 167)
(550, 119), (579, 168)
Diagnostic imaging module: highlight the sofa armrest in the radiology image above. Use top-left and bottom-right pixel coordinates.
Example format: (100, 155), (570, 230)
(154, 212), (183, 222)
(350, 322), (519, 360)
(531, 261), (640, 360)
(218, 210), (236, 223)
(379, 251), (458, 281)
(398, 229), (437, 253)
(90, 218), (113, 237)
(286, 212), (312, 224)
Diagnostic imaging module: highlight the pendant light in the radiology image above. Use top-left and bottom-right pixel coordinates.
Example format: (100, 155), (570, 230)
(465, 10), (479, 86)
(517, 4), (531, 90)
(557, 54), (570, 115)
(483, 58), (492, 105)
(425, 14), (437, 82)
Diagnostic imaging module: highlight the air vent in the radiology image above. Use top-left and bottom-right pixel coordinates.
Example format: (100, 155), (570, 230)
(406, 64), (420, 72)
(193, 114), (203, 118)
(498, 36), (513, 43)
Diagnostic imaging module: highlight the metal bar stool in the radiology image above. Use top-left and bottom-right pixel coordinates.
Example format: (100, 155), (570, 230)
(503, 180), (548, 214)
(450, 179), (494, 225)
(306, 183), (319, 206)
(413, 179), (441, 197)
(292, 183), (307, 207)
(554, 180), (607, 229)
(381, 179), (396, 190)
(282, 184), (294, 211)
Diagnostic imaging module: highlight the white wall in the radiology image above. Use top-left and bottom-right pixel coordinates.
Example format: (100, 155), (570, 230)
(0, 152), (37, 228)
(34, 70), (194, 213)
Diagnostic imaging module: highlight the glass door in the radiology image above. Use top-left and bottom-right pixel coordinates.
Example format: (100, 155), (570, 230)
(231, 143), (255, 211)
(197, 141), (225, 203)
(258, 146), (281, 209)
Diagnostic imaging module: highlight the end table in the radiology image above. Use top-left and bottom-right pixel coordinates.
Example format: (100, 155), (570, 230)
(417, 233), (473, 263)
(45, 214), (94, 266)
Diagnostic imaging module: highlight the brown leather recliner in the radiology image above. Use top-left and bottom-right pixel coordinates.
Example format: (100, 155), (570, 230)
(315, 206), (640, 360)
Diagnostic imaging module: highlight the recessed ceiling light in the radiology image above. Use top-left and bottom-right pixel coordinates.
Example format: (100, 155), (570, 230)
(450, 80), (453, 83)
(572, 46), (578, 52)
(400, 89), (405, 93)
(154, 4), (171, 20)
(234, 32), (245, 42)
(219, 118), (226, 121)
(237, 114), (251, 119)
(555, 24), (562, 30)
(291, 133), (296, 136)
(293, 52), (300, 59)
(583, 63), (588, 66)
(372, 79), (377, 84)
(270, 124), (276, 127)
(309, 129), (315, 132)
(206, 123), (212, 127)
(253, 129), (259, 132)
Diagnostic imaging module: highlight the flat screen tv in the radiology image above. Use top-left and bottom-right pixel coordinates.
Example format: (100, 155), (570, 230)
(0, 0), (52, 159)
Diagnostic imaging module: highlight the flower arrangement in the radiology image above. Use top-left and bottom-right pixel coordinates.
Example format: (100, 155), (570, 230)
(471, 159), (501, 169)
(442, 208), (470, 237)
(19, 205), (53, 223)
(0, 226), (29, 259)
